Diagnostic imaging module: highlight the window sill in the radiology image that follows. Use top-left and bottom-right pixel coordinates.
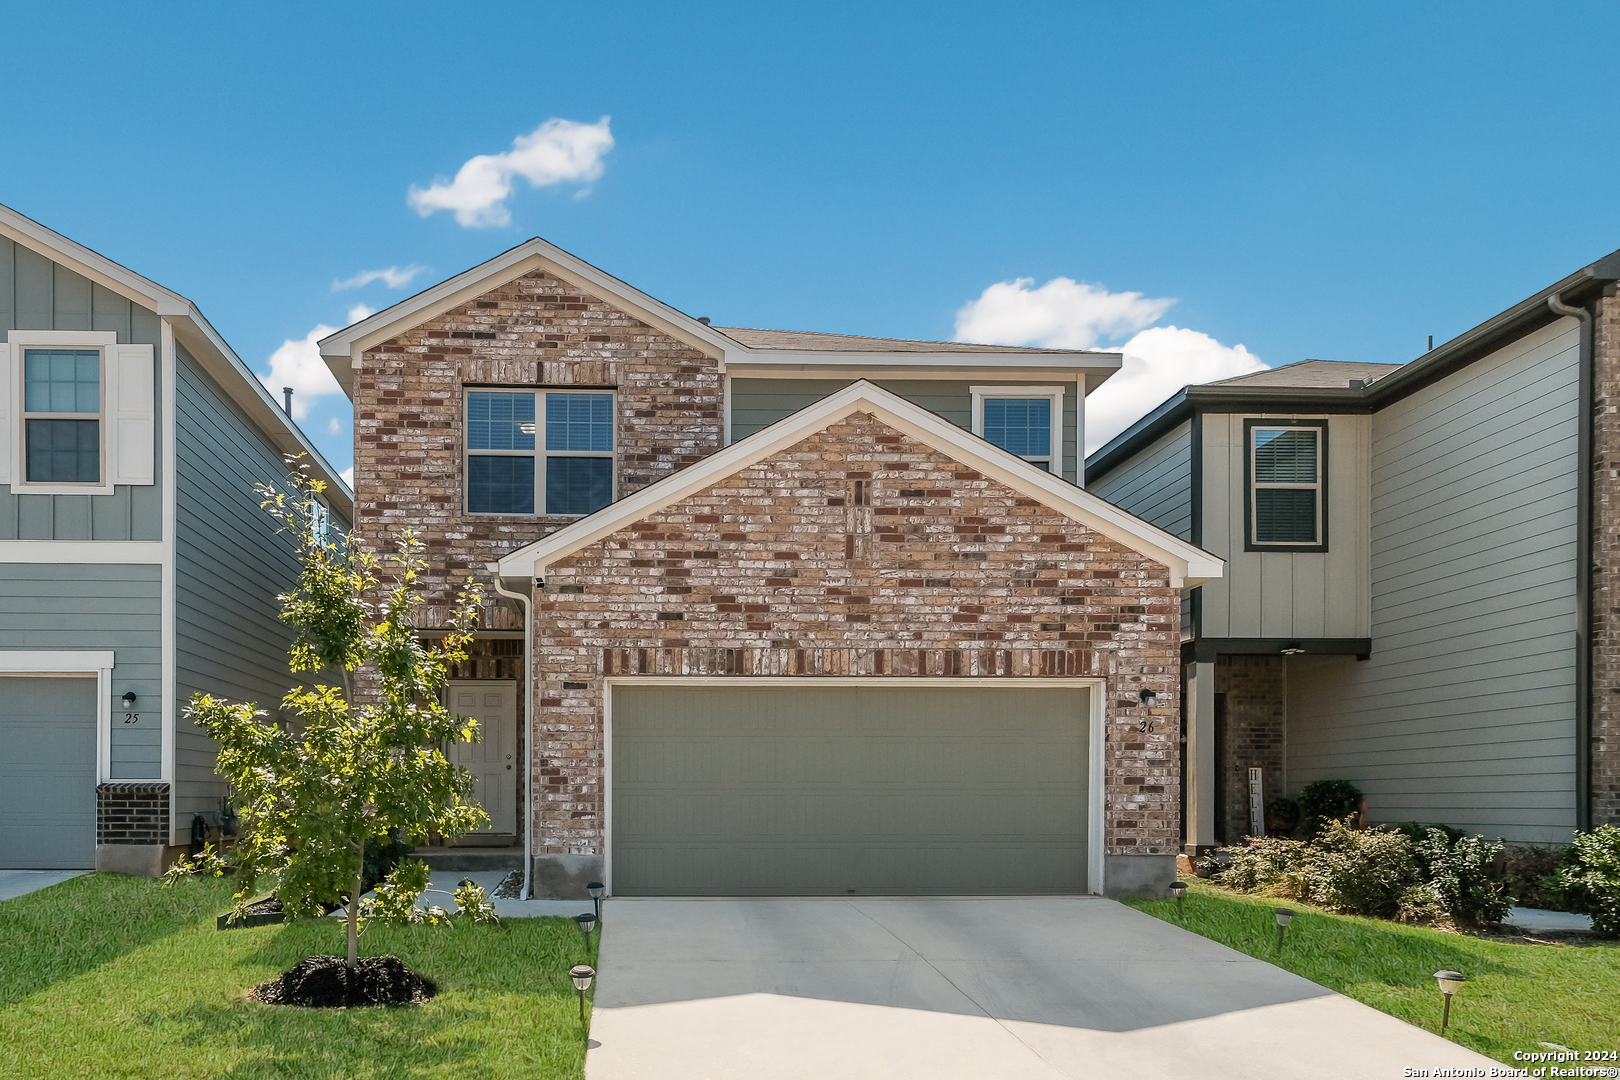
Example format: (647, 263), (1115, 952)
(11, 482), (117, 496)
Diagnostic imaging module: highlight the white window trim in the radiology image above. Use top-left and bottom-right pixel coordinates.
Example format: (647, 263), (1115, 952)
(1249, 423), (1325, 548)
(0, 650), (116, 781)
(9, 330), (116, 495)
(463, 388), (617, 518)
(970, 385), (1065, 474)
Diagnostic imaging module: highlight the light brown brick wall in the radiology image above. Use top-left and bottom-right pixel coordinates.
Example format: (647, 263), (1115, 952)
(353, 267), (723, 629)
(1592, 290), (1620, 827)
(1214, 655), (1286, 842)
(531, 412), (1182, 858)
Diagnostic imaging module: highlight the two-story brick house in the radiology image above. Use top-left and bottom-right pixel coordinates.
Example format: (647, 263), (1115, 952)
(319, 238), (1222, 899)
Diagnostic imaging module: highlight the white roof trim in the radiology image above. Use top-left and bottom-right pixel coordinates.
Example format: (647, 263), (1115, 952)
(0, 202), (353, 517)
(497, 380), (1223, 589)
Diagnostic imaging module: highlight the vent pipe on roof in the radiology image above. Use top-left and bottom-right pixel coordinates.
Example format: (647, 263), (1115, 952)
(696, 316), (711, 325)
(282, 387), (294, 418)
(1428, 335), (1434, 352)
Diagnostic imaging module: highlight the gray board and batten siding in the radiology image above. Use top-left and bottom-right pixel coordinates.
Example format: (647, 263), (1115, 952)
(173, 344), (346, 826)
(0, 562), (162, 779)
(1286, 318), (1581, 844)
(0, 237), (164, 540)
(730, 378), (1083, 486)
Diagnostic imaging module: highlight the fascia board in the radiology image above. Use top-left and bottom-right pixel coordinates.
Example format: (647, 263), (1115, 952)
(727, 353), (1123, 382)
(499, 380), (1222, 588)
(0, 205), (184, 315)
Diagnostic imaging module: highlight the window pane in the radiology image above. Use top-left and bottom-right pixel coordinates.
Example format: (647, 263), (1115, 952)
(1255, 487), (1318, 544)
(24, 349), (100, 414)
(546, 456), (613, 515)
(25, 419), (101, 482)
(467, 455), (535, 514)
(467, 392), (535, 451)
(546, 393), (614, 452)
(1254, 428), (1317, 483)
(983, 398), (1050, 457)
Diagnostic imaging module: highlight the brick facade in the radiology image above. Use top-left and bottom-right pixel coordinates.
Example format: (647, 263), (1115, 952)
(1213, 655), (1286, 842)
(532, 412), (1182, 861)
(1591, 290), (1620, 827)
(352, 267), (723, 629)
(96, 783), (170, 845)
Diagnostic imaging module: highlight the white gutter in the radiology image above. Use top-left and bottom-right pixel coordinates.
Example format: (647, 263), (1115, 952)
(488, 567), (535, 900)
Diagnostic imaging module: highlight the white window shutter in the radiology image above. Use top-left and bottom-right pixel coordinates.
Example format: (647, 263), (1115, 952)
(0, 342), (12, 484)
(111, 343), (155, 485)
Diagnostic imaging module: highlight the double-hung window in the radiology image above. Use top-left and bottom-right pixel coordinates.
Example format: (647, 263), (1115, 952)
(465, 389), (615, 516)
(23, 348), (103, 485)
(971, 385), (1065, 473)
(1246, 419), (1326, 551)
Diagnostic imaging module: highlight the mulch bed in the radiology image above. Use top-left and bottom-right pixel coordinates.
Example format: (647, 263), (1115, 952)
(250, 955), (437, 1007)
(492, 871), (523, 899)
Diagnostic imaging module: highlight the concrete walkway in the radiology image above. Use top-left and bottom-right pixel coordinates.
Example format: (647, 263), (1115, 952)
(586, 897), (1503, 1080)
(0, 870), (88, 903)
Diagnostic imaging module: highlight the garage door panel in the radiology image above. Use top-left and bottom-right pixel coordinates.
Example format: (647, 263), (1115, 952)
(1, 677), (97, 870)
(612, 684), (1090, 896)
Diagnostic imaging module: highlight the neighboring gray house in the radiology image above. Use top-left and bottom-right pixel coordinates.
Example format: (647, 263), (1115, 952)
(0, 203), (351, 875)
(1089, 248), (1620, 850)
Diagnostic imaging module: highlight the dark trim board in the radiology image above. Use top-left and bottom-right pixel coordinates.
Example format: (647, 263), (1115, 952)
(1182, 638), (1372, 664)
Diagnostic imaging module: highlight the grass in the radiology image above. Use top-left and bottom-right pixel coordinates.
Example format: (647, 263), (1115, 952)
(0, 873), (597, 1079)
(1123, 877), (1620, 1064)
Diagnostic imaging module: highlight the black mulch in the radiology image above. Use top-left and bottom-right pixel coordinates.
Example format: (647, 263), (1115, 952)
(492, 870), (523, 899)
(251, 955), (437, 1008)
(242, 897), (284, 917)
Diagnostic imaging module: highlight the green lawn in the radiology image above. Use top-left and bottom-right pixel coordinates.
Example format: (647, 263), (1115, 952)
(1124, 877), (1620, 1065)
(0, 873), (596, 1079)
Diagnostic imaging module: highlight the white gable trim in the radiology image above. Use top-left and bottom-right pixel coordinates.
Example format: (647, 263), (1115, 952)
(497, 380), (1223, 588)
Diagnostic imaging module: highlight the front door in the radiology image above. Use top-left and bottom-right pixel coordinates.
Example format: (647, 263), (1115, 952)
(446, 681), (518, 835)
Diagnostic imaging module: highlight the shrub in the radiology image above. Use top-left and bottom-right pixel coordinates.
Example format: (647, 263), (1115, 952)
(1497, 845), (1565, 912)
(1296, 780), (1364, 835)
(1412, 828), (1511, 927)
(1554, 824), (1620, 938)
(1302, 820), (1418, 917)
(1266, 797), (1302, 838)
(1218, 835), (1309, 892)
(1388, 820), (1466, 845)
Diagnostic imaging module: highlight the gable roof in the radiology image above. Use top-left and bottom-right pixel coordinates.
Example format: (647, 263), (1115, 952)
(317, 237), (1122, 395)
(494, 379), (1223, 589)
(0, 202), (352, 518)
(1209, 359), (1402, 388)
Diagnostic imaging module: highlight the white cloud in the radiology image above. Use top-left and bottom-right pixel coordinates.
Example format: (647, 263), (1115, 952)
(332, 265), (427, 292)
(259, 323), (343, 421)
(327, 417), (341, 435)
(346, 303), (375, 324)
(1085, 326), (1265, 452)
(408, 116), (615, 227)
(955, 277), (1175, 350)
(340, 467), (354, 488)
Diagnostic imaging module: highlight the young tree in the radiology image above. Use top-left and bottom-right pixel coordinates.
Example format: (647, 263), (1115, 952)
(177, 460), (489, 970)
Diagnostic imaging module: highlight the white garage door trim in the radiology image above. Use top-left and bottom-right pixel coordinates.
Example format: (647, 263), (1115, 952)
(0, 651), (115, 781)
(602, 676), (1107, 896)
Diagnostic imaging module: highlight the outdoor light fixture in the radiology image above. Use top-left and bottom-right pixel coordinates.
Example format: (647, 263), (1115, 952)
(1169, 879), (1187, 917)
(569, 964), (596, 1031)
(1280, 642), (1306, 656)
(587, 881), (605, 921)
(1274, 908), (1295, 949)
(1433, 970), (1466, 1033)
(1139, 688), (1157, 706)
(575, 911), (598, 946)
(121, 691), (137, 709)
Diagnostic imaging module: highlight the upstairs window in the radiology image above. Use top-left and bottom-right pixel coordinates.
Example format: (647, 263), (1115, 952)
(971, 385), (1065, 473)
(1246, 420), (1326, 551)
(24, 348), (103, 484)
(465, 389), (615, 516)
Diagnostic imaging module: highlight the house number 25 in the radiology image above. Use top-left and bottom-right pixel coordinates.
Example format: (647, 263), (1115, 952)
(124, 713), (139, 724)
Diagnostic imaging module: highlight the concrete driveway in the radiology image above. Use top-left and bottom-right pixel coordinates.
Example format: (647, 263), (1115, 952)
(586, 897), (1501, 1080)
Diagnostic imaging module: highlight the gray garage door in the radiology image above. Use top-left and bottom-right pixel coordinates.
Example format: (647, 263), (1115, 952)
(0, 677), (97, 869)
(612, 684), (1090, 895)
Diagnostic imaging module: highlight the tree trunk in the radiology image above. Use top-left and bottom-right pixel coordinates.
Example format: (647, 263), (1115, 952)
(347, 839), (364, 971)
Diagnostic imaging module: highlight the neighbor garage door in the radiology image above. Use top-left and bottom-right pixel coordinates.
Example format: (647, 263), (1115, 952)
(0, 677), (97, 869)
(611, 683), (1091, 895)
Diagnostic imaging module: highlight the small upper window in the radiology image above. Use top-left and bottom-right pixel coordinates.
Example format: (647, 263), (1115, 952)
(23, 348), (102, 484)
(465, 389), (615, 516)
(971, 385), (1065, 473)
(1247, 421), (1325, 550)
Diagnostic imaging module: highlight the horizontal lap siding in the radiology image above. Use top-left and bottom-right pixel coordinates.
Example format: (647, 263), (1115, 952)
(1286, 319), (1581, 843)
(0, 562), (161, 778)
(172, 347), (314, 824)
(731, 378), (1082, 485)
(0, 239), (162, 540)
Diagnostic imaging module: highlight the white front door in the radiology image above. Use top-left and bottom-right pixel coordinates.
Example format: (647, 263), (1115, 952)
(446, 681), (518, 835)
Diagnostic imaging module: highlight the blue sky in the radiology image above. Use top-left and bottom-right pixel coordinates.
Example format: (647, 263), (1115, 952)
(7, 2), (1620, 478)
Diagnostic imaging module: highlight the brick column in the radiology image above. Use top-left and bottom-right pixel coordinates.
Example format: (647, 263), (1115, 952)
(1592, 290), (1620, 827)
(1214, 655), (1286, 842)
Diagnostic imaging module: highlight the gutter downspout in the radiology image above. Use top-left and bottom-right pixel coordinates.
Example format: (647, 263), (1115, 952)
(488, 567), (536, 899)
(1548, 293), (1594, 833)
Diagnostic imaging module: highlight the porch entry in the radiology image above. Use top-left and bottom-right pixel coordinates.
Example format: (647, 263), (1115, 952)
(446, 681), (518, 836)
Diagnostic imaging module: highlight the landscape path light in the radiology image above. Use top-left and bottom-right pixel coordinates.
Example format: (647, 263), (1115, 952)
(1273, 908), (1295, 950)
(1433, 970), (1466, 1034)
(587, 881), (605, 921)
(1168, 879), (1187, 917)
(575, 911), (597, 951)
(569, 964), (595, 1033)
